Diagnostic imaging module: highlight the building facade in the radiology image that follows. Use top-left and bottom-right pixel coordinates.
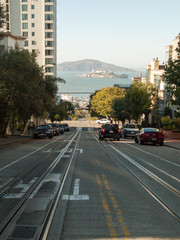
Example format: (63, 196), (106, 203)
(0, 0), (57, 76)
(145, 34), (180, 126)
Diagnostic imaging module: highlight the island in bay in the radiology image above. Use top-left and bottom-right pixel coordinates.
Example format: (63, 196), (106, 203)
(77, 70), (128, 79)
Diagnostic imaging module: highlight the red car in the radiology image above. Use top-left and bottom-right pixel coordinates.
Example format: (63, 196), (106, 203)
(135, 128), (164, 145)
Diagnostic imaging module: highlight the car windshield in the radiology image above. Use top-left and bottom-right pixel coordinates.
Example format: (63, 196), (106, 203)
(37, 126), (48, 130)
(128, 125), (138, 128)
(104, 124), (118, 130)
(144, 128), (158, 132)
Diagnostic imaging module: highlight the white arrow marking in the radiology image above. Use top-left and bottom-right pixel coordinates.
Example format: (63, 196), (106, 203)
(62, 179), (89, 200)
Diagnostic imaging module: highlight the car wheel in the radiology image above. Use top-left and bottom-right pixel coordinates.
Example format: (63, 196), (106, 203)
(117, 138), (120, 141)
(160, 142), (164, 146)
(140, 139), (144, 145)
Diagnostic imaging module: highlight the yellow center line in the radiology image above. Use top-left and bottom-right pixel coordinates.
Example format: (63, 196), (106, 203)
(96, 174), (118, 238)
(102, 174), (131, 239)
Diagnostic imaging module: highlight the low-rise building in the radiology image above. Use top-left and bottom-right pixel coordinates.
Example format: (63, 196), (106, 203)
(0, 32), (26, 52)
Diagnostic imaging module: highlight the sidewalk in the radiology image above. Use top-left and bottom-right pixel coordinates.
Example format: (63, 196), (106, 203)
(0, 134), (33, 149)
(0, 134), (180, 150)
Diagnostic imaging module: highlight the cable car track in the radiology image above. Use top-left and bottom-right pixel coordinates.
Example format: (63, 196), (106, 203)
(92, 132), (180, 221)
(0, 131), (81, 239)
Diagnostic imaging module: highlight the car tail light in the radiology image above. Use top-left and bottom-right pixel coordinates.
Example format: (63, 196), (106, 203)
(102, 129), (105, 133)
(118, 129), (120, 133)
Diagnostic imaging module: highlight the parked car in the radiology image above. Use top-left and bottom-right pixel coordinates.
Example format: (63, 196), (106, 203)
(33, 125), (54, 139)
(58, 124), (64, 134)
(48, 123), (60, 136)
(62, 123), (70, 131)
(121, 123), (139, 138)
(99, 124), (121, 141)
(96, 118), (110, 124)
(135, 128), (164, 145)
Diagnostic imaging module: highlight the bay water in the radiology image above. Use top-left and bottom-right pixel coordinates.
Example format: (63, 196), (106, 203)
(57, 71), (140, 98)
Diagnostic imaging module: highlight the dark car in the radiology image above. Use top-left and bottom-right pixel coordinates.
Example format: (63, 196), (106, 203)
(58, 124), (64, 134)
(62, 123), (70, 131)
(99, 124), (120, 141)
(135, 128), (164, 145)
(33, 125), (54, 139)
(48, 123), (60, 136)
(120, 123), (139, 138)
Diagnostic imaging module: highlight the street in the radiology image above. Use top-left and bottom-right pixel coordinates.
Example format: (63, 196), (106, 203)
(0, 120), (179, 240)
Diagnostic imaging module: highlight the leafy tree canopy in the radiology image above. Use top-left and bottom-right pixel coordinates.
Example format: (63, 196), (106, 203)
(90, 87), (125, 118)
(164, 39), (180, 106)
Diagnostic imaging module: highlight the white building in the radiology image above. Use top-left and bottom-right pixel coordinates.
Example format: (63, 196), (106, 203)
(0, 0), (57, 76)
(0, 32), (26, 51)
(145, 34), (180, 125)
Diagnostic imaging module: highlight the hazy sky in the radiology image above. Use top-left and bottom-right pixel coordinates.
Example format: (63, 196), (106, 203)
(57, 0), (180, 69)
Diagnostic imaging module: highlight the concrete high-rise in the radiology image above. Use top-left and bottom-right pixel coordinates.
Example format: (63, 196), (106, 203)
(0, 0), (57, 76)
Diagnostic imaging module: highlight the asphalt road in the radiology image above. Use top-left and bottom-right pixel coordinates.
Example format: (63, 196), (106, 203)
(0, 120), (179, 240)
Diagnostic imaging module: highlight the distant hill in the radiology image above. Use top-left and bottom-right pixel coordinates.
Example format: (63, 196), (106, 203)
(57, 59), (136, 72)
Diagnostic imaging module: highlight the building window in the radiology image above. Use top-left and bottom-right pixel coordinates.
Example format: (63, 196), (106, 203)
(45, 67), (53, 73)
(22, 23), (28, 29)
(45, 41), (53, 47)
(45, 14), (54, 20)
(22, 32), (28, 37)
(45, 58), (53, 64)
(31, 14), (35, 19)
(22, 5), (28, 11)
(45, 50), (54, 56)
(32, 23), (35, 27)
(22, 0), (27, 2)
(45, 32), (53, 38)
(31, 5), (35, 10)
(22, 14), (28, 20)
(45, 23), (53, 29)
(45, 0), (53, 2)
(45, 5), (53, 11)
(24, 40), (28, 46)
(32, 41), (36, 45)
(32, 49), (35, 53)
(32, 32), (35, 36)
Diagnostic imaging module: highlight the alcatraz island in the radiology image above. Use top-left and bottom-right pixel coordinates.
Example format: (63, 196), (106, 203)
(77, 70), (128, 79)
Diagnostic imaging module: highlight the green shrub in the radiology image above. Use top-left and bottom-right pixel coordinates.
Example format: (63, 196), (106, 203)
(161, 116), (172, 127)
(173, 117), (180, 130)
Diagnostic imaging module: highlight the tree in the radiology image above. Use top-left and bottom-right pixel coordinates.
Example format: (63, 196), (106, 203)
(111, 97), (129, 124)
(125, 83), (152, 123)
(90, 87), (125, 118)
(164, 39), (180, 106)
(0, 46), (65, 134)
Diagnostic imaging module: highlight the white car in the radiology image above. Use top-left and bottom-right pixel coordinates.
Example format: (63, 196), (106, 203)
(96, 118), (110, 124)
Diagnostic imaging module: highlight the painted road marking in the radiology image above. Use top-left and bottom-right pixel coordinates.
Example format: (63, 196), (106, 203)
(76, 149), (83, 154)
(62, 178), (89, 200)
(30, 173), (61, 199)
(42, 148), (52, 153)
(96, 174), (131, 239)
(3, 178), (38, 199)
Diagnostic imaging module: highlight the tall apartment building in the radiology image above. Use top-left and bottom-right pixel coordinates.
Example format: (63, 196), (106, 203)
(0, 0), (57, 77)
